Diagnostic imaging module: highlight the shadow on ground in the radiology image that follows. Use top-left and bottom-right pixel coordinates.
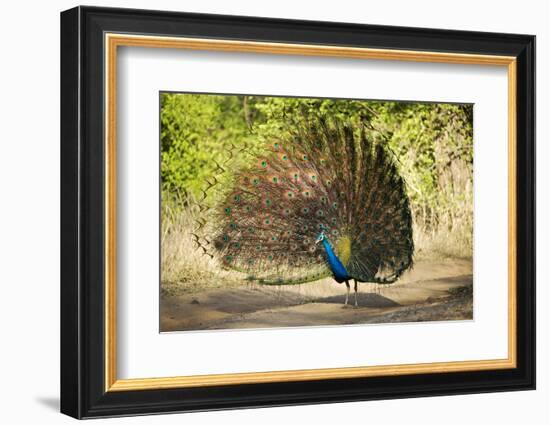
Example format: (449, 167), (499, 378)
(318, 292), (401, 307)
(35, 396), (59, 411)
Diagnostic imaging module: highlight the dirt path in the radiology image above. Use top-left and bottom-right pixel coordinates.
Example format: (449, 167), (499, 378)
(160, 258), (473, 332)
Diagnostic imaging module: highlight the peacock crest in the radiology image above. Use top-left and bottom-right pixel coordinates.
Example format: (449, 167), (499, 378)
(194, 114), (414, 291)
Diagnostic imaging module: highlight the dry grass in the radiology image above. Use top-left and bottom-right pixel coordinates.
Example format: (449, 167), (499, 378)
(413, 223), (472, 261)
(161, 203), (248, 295)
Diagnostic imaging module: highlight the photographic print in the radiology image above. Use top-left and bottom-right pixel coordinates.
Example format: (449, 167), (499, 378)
(160, 93), (474, 332)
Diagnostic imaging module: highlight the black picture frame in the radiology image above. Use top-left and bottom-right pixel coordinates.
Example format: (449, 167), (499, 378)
(60, 5), (535, 419)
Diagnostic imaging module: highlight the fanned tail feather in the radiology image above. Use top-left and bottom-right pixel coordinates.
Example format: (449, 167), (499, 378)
(196, 112), (414, 285)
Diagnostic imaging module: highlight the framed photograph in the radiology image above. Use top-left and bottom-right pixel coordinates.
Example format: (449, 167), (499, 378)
(60, 6), (535, 419)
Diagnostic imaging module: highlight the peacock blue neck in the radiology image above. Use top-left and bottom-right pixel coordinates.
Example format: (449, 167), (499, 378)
(321, 237), (350, 283)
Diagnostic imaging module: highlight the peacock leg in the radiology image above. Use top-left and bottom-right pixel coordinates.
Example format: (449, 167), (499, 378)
(345, 280), (350, 305)
(353, 279), (358, 307)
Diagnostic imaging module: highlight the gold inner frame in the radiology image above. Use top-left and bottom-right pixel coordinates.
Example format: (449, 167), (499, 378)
(104, 33), (517, 392)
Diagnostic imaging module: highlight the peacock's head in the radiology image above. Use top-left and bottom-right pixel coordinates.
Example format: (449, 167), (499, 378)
(315, 231), (326, 244)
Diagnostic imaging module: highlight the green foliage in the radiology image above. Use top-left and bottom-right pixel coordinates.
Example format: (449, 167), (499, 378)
(160, 93), (261, 202)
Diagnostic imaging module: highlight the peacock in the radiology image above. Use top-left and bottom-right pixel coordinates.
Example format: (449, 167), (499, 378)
(196, 114), (414, 306)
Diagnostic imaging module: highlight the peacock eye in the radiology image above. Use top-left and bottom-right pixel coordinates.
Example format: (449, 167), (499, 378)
(302, 155), (308, 161)
(224, 207), (231, 214)
(272, 177), (278, 183)
(261, 161), (268, 168)
(222, 234), (230, 242)
(225, 255), (233, 262)
(233, 195), (241, 202)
